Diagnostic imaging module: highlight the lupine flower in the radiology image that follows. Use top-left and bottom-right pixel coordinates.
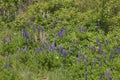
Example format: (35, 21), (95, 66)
(96, 38), (98, 44)
(50, 44), (55, 51)
(58, 29), (64, 38)
(79, 26), (83, 32)
(59, 46), (63, 53)
(116, 47), (120, 54)
(106, 70), (112, 80)
(2, 37), (7, 43)
(23, 29), (29, 39)
(62, 49), (66, 58)
(98, 48), (102, 54)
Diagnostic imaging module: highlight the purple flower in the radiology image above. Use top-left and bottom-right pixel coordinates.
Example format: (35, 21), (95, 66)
(58, 29), (64, 38)
(59, 46), (63, 53)
(23, 29), (29, 39)
(2, 37), (7, 43)
(106, 70), (112, 80)
(116, 48), (120, 54)
(98, 48), (102, 54)
(62, 49), (66, 58)
(50, 44), (55, 51)
(96, 38), (98, 44)
(79, 27), (83, 32)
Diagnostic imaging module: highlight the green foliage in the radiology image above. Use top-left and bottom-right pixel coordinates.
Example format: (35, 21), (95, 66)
(0, 0), (120, 80)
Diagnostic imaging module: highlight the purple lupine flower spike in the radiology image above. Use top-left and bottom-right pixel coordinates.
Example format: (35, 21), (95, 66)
(62, 49), (66, 58)
(96, 38), (98, 44)
(23, 29), (29, 39)
(2, 37), (7, 43)
(98, 48), (102, 54)
(79, 26), (83, 32)
(50, 44), (55, 51)
(106, 70), (112, 80)
(58, 29), (64, 38)
(116, 47), (120, 54)
(17, 47), (21, 53)
(59, 45), (63, 53)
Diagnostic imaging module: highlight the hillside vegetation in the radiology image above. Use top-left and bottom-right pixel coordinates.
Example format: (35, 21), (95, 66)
(0, 0), (120, 80)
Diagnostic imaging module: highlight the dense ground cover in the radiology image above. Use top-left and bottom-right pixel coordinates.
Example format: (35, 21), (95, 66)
(0, 0), (120, 80)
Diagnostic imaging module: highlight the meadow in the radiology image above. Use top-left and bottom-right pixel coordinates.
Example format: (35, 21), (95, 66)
(0, 0), (120, 80)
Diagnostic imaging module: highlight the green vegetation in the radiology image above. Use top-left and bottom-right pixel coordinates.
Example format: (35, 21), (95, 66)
(0, 0), (120, 80)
